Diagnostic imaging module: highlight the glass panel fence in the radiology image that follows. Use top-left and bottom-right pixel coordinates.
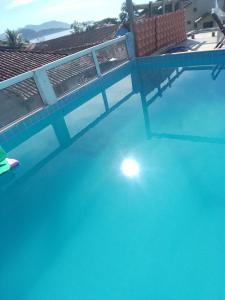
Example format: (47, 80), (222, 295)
(96, 40), (129, 74)
(47, 54), (97, 98)
(0, 78), (44, 130)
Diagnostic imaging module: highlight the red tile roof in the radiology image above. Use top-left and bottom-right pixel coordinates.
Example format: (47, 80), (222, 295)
(27, 25), (118, 54)
(0, 25), (119, 82)
(0, 25), (120, 100)
(0, 49), (96, 100)
(0, 49), (65, 82)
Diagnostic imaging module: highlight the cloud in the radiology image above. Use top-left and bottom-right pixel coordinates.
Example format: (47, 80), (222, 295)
(6, 0), (33, 10)
(42, 0), (106, 21)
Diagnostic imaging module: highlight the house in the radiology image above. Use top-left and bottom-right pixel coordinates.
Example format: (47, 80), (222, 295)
(185, 0), (225, 31)
(26, 25), (118, 54)
(0, 48), (97, 101)
(134, 0), (225, 32)
(0, 49), (65, 82)
(194, 12), (215, 30)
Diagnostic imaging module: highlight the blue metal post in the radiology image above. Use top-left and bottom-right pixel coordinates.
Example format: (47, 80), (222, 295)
(34, 69), (57, 105)
(92, 50), (102, 77)
(126, 32), (136, 60)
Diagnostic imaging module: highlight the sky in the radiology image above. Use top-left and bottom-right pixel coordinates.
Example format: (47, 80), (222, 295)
(0, 0), (147, 32)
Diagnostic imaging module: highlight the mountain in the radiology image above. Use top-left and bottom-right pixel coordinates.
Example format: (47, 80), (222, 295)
(18, 27), (70, 41)
(0, 21), (71, 42)
(0, 33), (5, 41)
(13, 21), (72, 41)
(18, 28), (38, 40)
(24, 21), (70, 32)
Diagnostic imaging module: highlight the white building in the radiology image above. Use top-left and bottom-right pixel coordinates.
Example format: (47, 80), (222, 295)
(185, 0), (225, 31)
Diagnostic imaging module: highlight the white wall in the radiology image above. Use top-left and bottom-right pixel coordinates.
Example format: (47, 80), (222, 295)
(185, 0), (225, 31)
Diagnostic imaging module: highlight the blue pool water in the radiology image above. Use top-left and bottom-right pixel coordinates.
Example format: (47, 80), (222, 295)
(1, 61), (225, 300)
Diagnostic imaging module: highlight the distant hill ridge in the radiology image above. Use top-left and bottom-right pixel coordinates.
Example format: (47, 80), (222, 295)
(24, 21), (70, 32)
(20, 21), (71, 41)
(19, 28), (71, 41)
(0, 21), (71, 41)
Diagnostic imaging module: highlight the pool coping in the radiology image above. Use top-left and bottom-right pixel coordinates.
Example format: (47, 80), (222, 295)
(136, 48), (225, 68)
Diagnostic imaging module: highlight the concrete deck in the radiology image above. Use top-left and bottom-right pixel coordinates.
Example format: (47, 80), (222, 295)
(155, 30), (224, 55)
(182, 31), (220, 51)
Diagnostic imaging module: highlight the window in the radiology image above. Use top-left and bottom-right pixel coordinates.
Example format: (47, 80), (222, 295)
(175, 2), (179, 10)
(203, 21), (213, 28)
(193, 7), (197, 12)
(187, 20), (191, 25)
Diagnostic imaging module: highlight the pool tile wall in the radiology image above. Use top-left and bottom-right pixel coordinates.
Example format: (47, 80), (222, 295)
(137, 49), (225, 69)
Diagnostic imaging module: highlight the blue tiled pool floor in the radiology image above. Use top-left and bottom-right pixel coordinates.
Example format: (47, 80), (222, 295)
(1, 61), (225, 300)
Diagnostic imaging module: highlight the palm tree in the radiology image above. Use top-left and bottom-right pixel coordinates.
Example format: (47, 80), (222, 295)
(5, 29), (24, 49)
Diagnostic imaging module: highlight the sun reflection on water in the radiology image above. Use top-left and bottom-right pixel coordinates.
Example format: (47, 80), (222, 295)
(121, 158), (140, 178)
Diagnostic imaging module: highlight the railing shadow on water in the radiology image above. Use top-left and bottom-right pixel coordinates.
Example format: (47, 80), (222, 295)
(138, 65), (225, 145)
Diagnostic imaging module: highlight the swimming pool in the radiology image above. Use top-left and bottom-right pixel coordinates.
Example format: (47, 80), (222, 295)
(1, 55), (225, 299)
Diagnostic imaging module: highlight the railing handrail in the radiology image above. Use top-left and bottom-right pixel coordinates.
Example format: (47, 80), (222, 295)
(39, 35), (127, 72)
(0, 70), (34, 90)
(0, 35), (128, 91)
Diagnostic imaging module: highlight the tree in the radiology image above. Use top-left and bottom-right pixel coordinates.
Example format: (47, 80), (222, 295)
(97, 18), (119, 25)
(119, 2), (139, 23)
(71, 17), (119, 34)
(71, 21), (84, 33)
(5, 29), (25, 49)
(81, 21), (96, 31)
(71, 21), (96, 33)
(119, 2), (128, 23)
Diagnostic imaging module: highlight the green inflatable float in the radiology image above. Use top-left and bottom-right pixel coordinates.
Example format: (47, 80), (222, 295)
(0, 146), (19, 175)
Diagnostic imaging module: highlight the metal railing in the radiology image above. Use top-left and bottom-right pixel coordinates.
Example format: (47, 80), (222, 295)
(0, 33), (134, 106)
